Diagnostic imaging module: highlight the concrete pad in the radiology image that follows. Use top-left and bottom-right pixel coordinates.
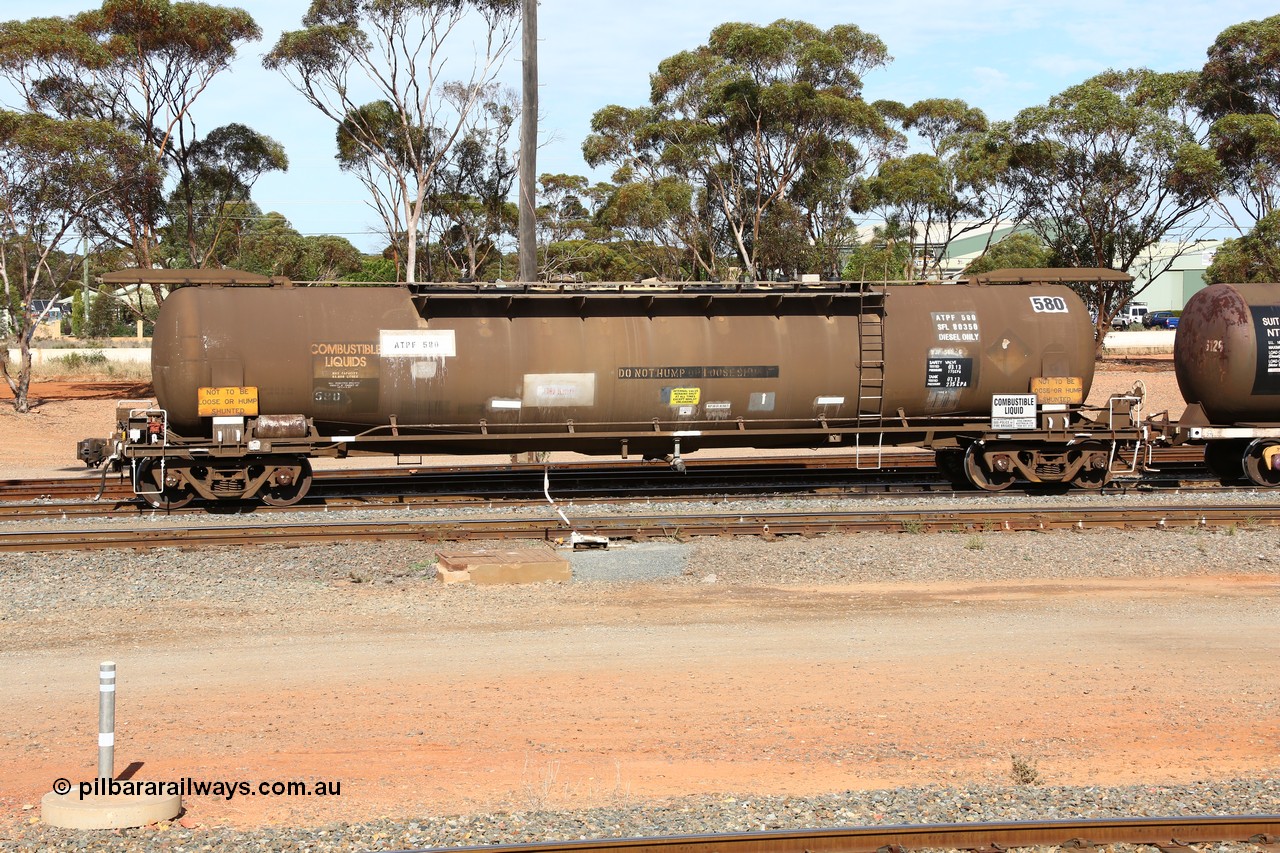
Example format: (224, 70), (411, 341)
(435, 547), (571, 585)
(568, 542), (691, 582)
(41, 791), (181, 829)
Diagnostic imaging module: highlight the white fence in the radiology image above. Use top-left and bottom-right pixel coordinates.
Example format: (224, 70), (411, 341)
(6, 347), (152, 364)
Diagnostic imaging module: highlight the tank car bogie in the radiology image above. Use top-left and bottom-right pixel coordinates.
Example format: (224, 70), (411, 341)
(129, 454), (315, 506)
(959, 438), (1117, 491)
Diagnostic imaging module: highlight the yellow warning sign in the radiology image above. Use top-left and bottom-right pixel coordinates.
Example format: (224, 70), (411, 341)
(198, 386), (260, 417)
(1030, 376), (1084, 405)
(669, 387), (701, 406)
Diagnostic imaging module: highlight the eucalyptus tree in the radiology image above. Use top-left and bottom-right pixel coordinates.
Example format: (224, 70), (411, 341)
(163, 123), (289, 269)
(585, 102), (724, 280)
(536, 174), (594, 246)
(1197, 13), (1280, 226)
(265, 0), (520, 284)
(591, 171), (722, 280)
(869, 98), (1016, 279)
(996, 69), (1224, 340)
(432, 90), (519, 280)
(0, 1), (264, 302)
(1206, 210), (1280, 283)
(584, 19), (898, 281)
(960, 232), (1051, 276)
(0, 111), (158, 412)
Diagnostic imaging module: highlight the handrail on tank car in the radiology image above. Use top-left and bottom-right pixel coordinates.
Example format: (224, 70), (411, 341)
(965, 267), (1134, 285)
(125, 407), (171, 499)
(404, 279), (894, 296)
(293, 407), (1116, 447)
(99, 266), (1133, 291)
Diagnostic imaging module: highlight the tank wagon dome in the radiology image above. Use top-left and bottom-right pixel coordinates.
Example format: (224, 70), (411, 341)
(1174, 282), (1280, 424)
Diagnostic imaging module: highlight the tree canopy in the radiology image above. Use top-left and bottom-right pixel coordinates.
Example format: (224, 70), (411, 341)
(0, 110), (158, 411)
(265, 0), (520, 283)
(584, 19), (897, 281)
(1198, 13), (1280, 226)
(0, 0), (269, 307)
(992, 68), (1224, 337)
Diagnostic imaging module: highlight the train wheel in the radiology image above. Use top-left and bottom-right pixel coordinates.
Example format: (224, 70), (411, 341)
(1242, 440), (1280, 488)
(138, 459), (196, 510)
(1072, 444), (1111, 490)
(1204, 440), (1247, 482)
(261, 458), (314, 507)
(1072, 470), (1108, 490)
(963, 444), (1015, 491)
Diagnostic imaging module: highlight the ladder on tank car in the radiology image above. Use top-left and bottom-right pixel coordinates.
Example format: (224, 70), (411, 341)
(854, 283), (887, 469)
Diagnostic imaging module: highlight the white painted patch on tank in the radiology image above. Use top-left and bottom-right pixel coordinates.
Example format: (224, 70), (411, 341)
(380, 329), (456, 357)
(523, 373), (595, 407)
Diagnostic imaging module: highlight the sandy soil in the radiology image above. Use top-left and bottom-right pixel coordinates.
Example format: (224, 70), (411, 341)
(6, 362), (1270, 831)
(3, 575), (1276, 829)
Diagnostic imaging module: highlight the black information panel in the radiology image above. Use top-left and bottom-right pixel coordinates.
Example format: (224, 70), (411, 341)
(926, 357), (974, 389)
(1251, 306), (1280, 395)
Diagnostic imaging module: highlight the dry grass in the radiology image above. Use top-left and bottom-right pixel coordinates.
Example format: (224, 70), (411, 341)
(27, 351), (152, 382)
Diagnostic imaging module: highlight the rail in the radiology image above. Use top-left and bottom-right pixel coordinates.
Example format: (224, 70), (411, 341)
(387, 815), (1279, 853)
(2, 500), (1277, 553)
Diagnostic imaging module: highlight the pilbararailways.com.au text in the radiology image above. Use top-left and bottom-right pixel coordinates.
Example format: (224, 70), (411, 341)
(54, 777), (342, 801)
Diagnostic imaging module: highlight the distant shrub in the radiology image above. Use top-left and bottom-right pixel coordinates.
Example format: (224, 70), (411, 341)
(53, 351), (109, 370)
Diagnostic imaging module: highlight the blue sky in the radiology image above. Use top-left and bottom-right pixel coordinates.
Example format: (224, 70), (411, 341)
(11, 1), (1268, 252)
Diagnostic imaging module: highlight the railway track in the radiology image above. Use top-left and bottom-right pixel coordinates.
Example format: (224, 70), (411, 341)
(393, 815), (1280, 853)
(0, 448), (1222, 523)
(2, 500), (1276, 552)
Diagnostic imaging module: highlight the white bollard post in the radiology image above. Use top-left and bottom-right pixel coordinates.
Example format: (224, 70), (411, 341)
(41, 658), (181, 828)
(98, 662), (115, 781)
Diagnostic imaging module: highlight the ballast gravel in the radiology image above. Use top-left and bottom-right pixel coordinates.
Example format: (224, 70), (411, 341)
(7, 780), (1278, 851)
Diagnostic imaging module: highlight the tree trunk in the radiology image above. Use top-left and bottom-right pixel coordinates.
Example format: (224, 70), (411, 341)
(405, 218), (418, 284)
(6, 335), (34, 413)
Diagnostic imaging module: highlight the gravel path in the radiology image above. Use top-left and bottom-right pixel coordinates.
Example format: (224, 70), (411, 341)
(2, 524), (1279, 650)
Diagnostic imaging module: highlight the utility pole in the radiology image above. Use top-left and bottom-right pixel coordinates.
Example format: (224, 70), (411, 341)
(82, 231), (90, 336)
(517, 0), (538, 283)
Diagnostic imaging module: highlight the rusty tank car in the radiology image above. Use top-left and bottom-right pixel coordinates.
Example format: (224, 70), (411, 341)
(1171, 282), (1280, 486)
(86, 267), (1148, 507)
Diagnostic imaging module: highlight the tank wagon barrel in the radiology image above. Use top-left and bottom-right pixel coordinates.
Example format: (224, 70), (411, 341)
(1167, 281), (1280, 487)
(84, 268), (1150, 507)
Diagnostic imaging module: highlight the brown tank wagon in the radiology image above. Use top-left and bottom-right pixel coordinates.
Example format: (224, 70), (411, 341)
(85, 269), (1150, 507)
(1169, 282), (1280, 486)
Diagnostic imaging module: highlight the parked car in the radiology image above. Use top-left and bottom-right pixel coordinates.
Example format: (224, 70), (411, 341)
(1110, 304), (1148, 329)
(1144, 311), (1179, 329)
